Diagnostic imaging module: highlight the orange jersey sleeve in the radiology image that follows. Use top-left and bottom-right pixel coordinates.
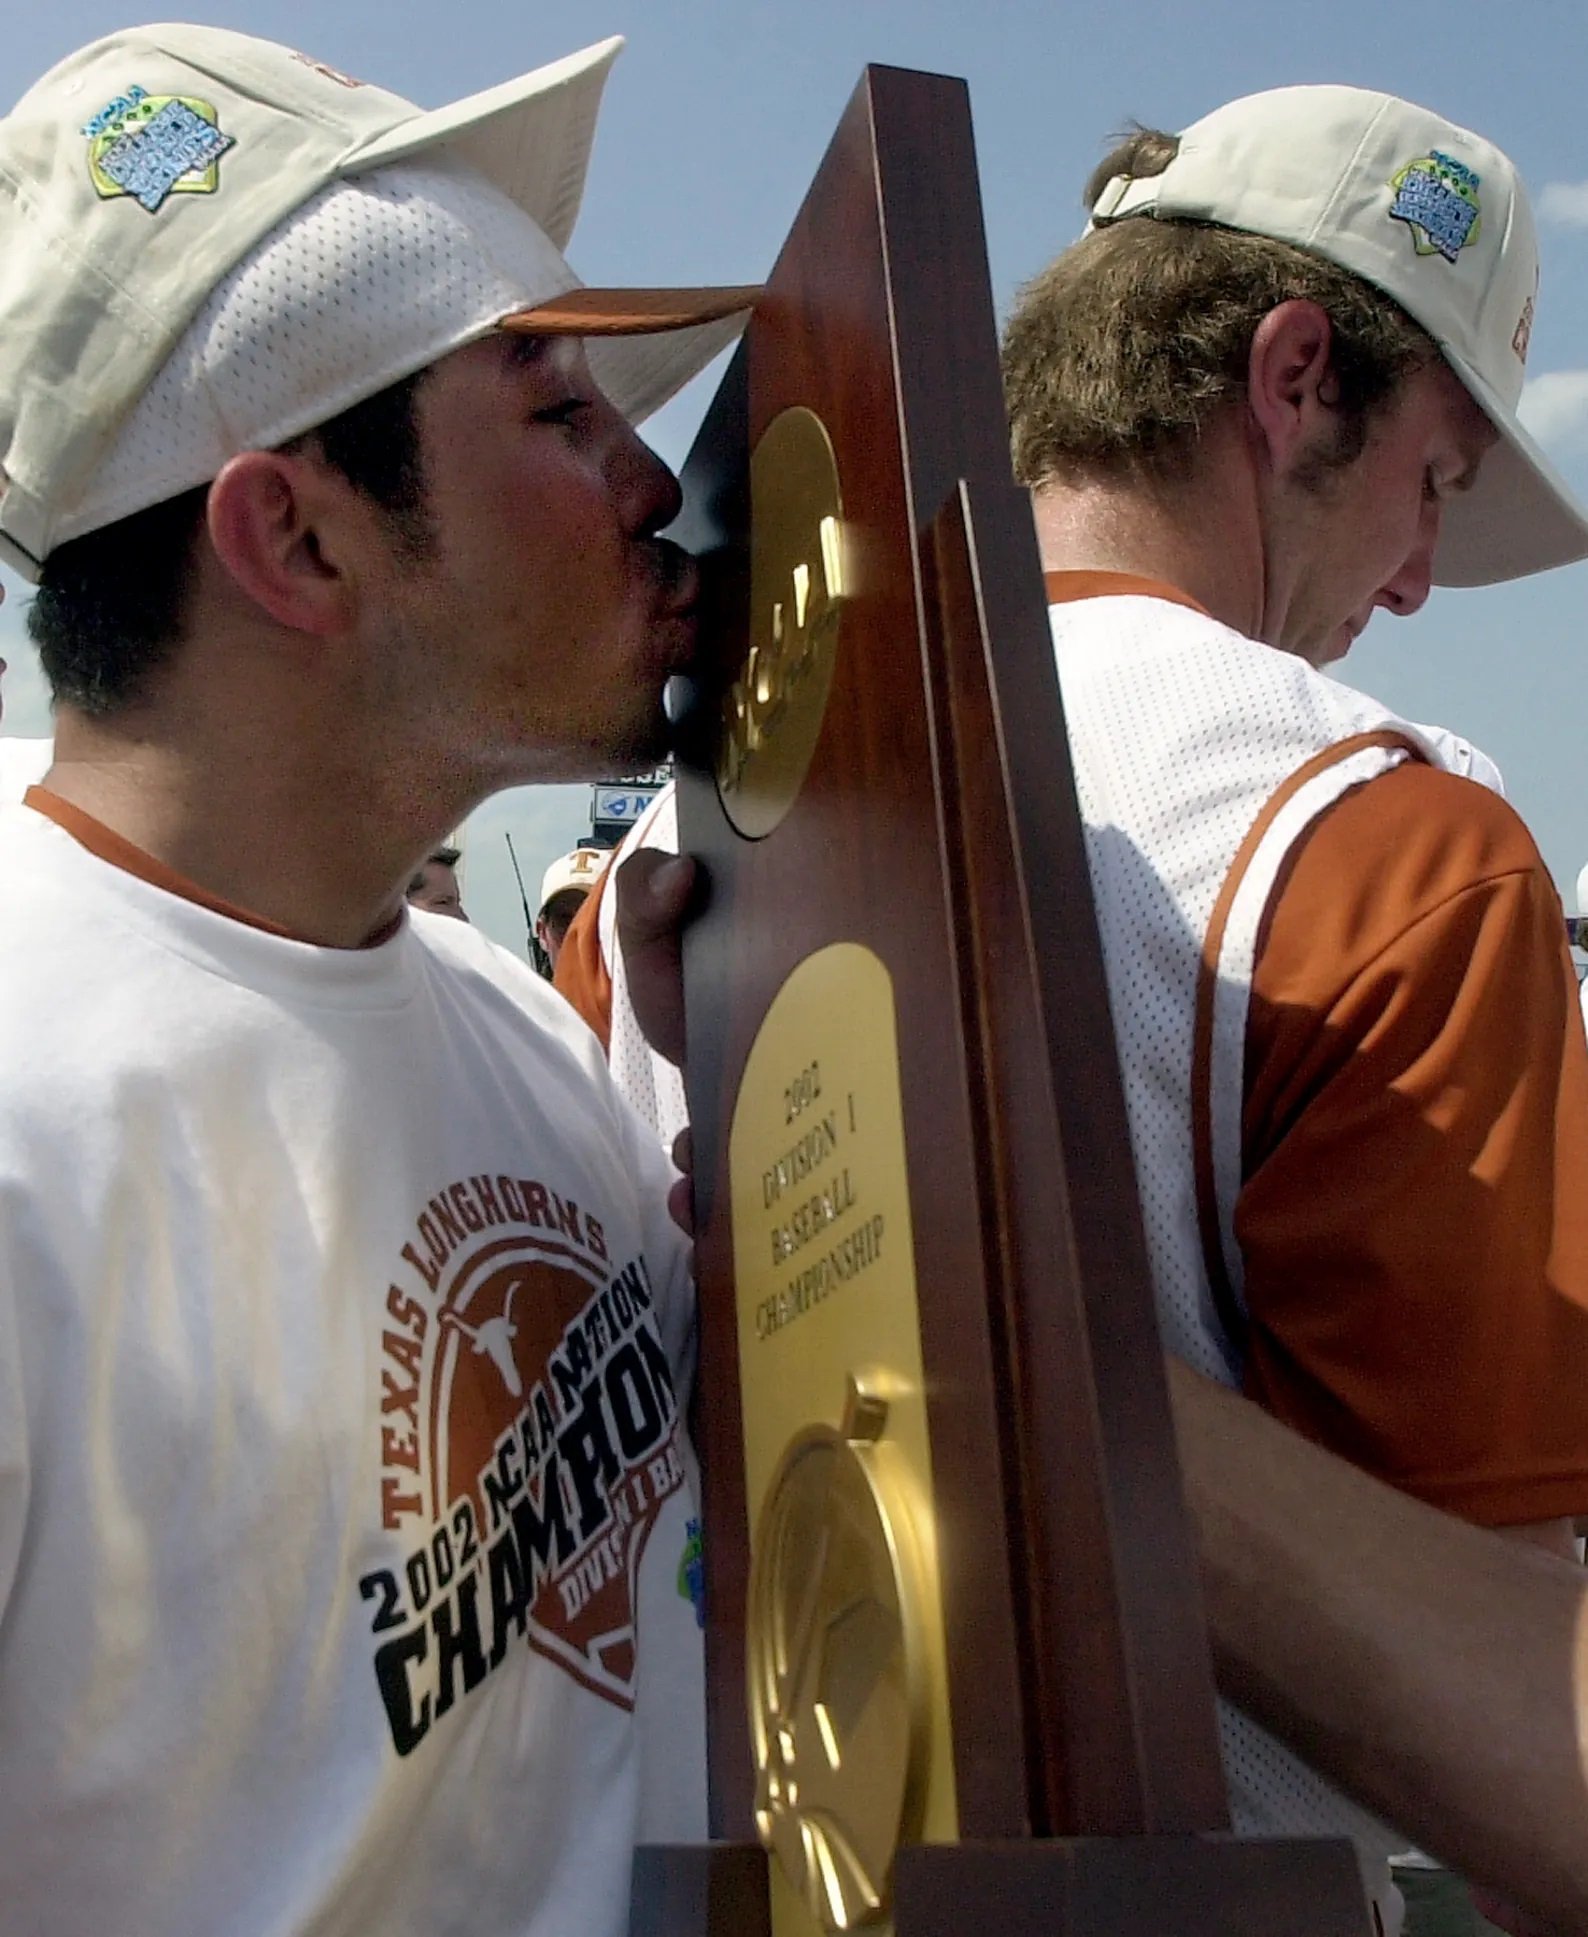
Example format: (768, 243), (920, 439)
(552, 864), (613, 1052)
(1237, 760), (1588, 1526)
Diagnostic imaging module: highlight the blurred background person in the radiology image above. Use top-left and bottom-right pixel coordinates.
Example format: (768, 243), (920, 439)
(556, 785), (686, 1149)
(406, 844), (468, 922)
(536, 844), (608, 971)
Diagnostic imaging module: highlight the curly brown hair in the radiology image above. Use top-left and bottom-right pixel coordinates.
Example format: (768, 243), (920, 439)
(1003, 128), (1438, 489)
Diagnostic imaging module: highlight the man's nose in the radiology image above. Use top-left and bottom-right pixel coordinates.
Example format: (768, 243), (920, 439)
(1375, 510), (1439, 619)
(614, 423), (683, 537)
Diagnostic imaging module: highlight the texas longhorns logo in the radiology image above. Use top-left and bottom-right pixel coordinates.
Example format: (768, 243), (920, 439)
(441, 1276), (528, 1399)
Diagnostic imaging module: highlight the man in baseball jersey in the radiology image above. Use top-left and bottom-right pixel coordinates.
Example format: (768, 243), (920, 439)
(0, 24), (753, 1937)
(1001, 89), (1588, 1933)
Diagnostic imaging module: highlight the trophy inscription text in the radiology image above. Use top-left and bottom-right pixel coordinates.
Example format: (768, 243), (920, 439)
(728, 944), (959, 1937)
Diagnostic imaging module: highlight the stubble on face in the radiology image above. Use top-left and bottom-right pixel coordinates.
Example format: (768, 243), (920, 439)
(1269, 363), (1494, 668)
(360, 336), (694, 790)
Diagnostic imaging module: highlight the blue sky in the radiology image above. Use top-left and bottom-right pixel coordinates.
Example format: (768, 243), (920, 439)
(5, 0), (1588, 945)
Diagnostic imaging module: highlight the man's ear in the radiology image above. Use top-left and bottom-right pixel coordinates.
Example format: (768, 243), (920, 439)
(1246, 299), (1342, 477)
(205, 449), (360, 636)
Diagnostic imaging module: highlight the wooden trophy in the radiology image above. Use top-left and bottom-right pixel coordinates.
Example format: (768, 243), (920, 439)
(631, 64), (1370, 1937)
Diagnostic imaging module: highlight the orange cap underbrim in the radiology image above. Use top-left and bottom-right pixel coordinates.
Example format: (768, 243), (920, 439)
(499, 284), (761, 336)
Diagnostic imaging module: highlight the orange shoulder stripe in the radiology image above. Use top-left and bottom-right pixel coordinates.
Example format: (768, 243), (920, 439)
(1189, 732), (1427, 1347)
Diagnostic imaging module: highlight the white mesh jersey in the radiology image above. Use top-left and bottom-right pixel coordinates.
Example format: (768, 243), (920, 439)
(0, 799), (702, 1937)
(1052, 591), (1497, 1928)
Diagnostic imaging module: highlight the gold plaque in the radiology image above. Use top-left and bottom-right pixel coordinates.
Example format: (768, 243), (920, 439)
(717, 406), (848, 839)
(728, 943), (958, 1937)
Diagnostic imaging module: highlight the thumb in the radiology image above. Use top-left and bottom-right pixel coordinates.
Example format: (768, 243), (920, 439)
(614, 848), (697, 1070)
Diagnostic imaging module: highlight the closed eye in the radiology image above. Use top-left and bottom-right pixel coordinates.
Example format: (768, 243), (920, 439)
(532, 398), (592, 429)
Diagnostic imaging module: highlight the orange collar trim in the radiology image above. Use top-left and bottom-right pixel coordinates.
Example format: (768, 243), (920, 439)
(1043, 568), (1210, 617)
(24, 787), (400, 949)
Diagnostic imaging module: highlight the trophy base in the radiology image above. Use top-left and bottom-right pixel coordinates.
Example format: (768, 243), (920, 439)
(632, 1835), (1370, 1936)
(630, 1843), (770, 1937)
(895, 1837), (1370, 1935)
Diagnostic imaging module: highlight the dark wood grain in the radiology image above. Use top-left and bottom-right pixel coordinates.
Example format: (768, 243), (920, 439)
(676, 65), (1034, 1845)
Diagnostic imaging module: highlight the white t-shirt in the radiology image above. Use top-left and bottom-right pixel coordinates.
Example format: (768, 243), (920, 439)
(0, 799), (701, 1937)
(0, 735), (51, 800)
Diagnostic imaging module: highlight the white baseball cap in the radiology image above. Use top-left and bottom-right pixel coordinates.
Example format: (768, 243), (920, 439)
(0, 25), (759, 580)
(539, 845), (609, 914)
(1090, 85), (1588, 588)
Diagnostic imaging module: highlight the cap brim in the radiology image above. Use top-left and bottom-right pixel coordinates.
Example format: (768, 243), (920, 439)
(344, 39), (758, 427)
(501, 285), (759, 425)
(1435, 347), (1588, 587)
(344, 37), (622, 250)
(501, 286), (761, 334)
